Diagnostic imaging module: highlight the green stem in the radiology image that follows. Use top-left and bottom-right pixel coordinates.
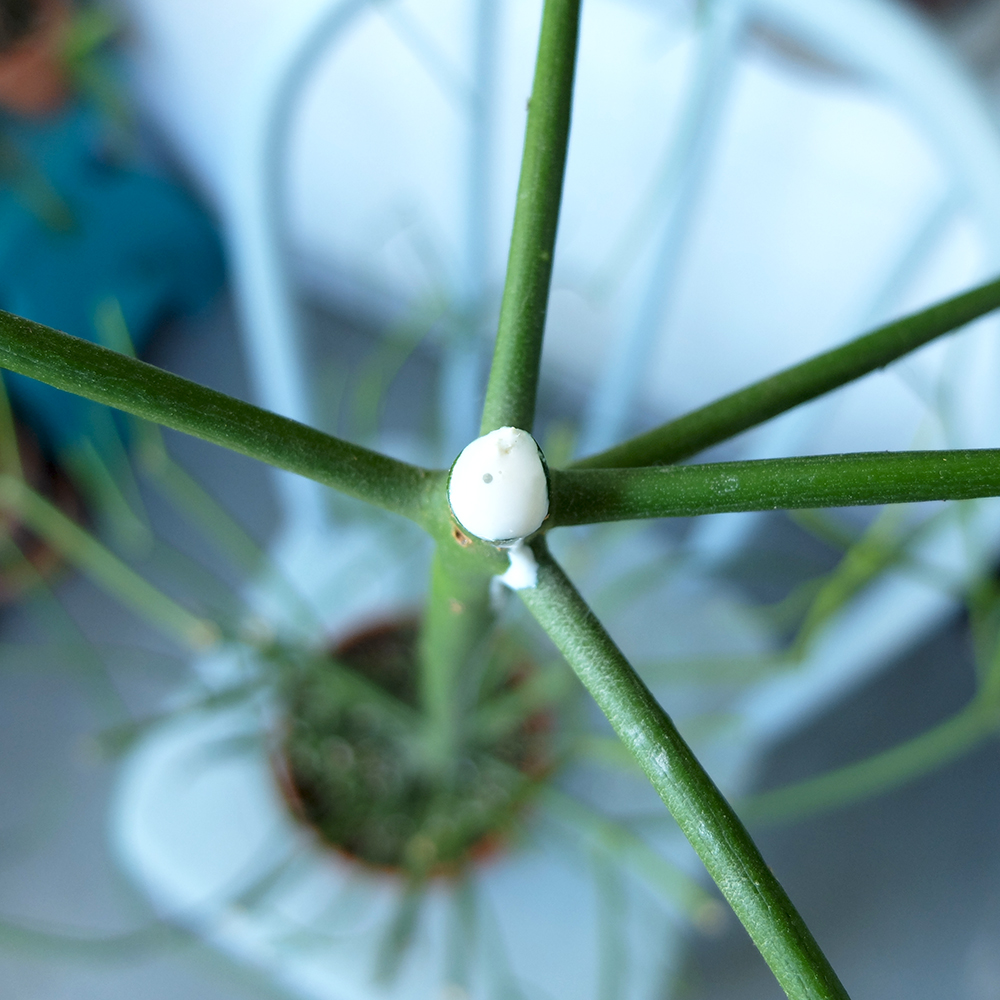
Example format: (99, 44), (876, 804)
(789, 507), (919, 660)
(0, 474), (216, 649)
(417, 489), (510, 770)
(418, 545), (495, 769)
(549, 450), (1000, 526)
(469, 666), (574, 743)
(134, 422), (265, 575)
(518, 539), (850, 1000)
(0, 373), (22, 479)
(541, 785), (721, 925)
(570, 275), (1000, 469)
(62, 438), (154, 556)
(741, 699), (998, 826)
(0, 310), (441, 525)
(480, 0), (581, 434)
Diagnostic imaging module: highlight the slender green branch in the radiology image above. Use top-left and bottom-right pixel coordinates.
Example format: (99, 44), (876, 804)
(789, 508), (918, 660)
(0, 310), (442, 525)
(549, 450), (1000, 526)
(468, 666), (574, 743)
(540, 785), (722, 926)
(134, 422), (264, 574)
(518, 539), (850, 1000)
(570, 275), (1000, 469)
(0, 474), (216, 649)
(741, 699), (998, 826)
(480, 0), (581, 434)
(0, 372), (22, 479)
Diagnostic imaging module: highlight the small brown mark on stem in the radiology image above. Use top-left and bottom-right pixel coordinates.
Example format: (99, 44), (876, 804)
(452, 525), (472, 547)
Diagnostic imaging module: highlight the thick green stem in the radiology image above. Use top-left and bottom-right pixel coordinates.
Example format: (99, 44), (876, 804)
(418, 484), (510, 771)
(418, 544), (495, 770)
(571, 275), (1000, 469)
(480, 0), (581, 434)
(518, 539), (850, 1000)
(549, 450), (1000, 526)
(0, 310), (441, 525)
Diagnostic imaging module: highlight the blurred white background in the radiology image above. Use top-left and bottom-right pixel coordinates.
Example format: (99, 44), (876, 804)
(5, 0), (1000, 996)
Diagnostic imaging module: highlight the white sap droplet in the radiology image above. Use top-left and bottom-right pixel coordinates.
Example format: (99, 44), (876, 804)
(497, 539), (539, 590)
(448, 427), (548, 543)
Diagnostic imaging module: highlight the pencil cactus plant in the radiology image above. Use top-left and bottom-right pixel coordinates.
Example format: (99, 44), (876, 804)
(5, 1), (1000, 998)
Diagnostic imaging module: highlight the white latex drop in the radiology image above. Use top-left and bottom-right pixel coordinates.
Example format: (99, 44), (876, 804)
(498, 540), (539, 590)
(448, 427), (549, 543)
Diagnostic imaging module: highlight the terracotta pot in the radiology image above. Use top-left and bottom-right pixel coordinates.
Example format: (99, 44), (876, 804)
(0, 0), (71, 118)
(275, 617), (554, 876)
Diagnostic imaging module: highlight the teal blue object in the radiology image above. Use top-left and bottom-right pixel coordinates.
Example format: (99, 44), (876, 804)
(0, 101), (225, 453)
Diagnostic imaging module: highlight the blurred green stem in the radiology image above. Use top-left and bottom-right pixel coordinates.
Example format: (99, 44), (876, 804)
(741, 698), (999, 826)
(416, 0), (582, 792)
(0, 474), (217, 649)
(541, 785), (720, 924)
(0, 374), (22, 479)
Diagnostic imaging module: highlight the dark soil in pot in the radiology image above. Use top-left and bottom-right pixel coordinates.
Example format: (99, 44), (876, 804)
(278, 618), (553, 874)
